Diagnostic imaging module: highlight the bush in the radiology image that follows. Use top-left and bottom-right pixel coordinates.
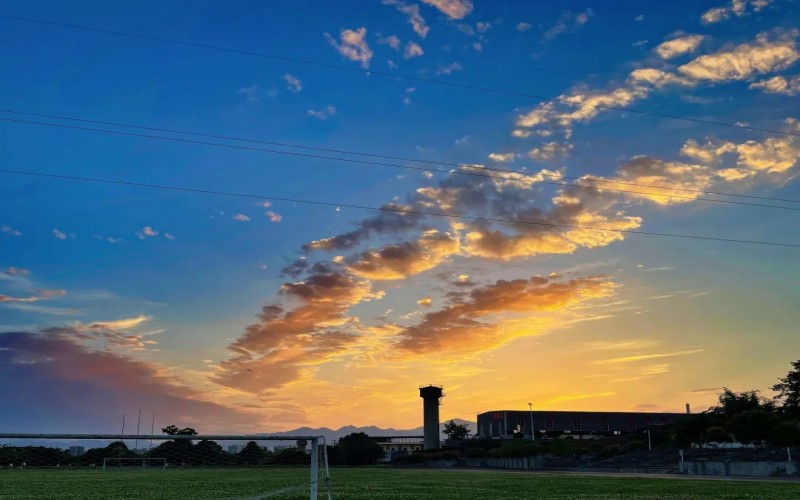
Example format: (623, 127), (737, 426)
(489, 441), (545, 458)
(549, 439), (576, 457)
(624, 440), (646, 452)
(465, 447), (487, 458)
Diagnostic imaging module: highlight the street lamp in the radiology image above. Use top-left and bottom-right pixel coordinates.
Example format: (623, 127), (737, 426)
(528, 403), (534, 441)
(645, 429), (652, 451)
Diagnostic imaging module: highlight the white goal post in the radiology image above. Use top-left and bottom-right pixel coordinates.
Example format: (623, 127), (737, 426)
(0, 433), (333, 500)
(102, 457), (167, 470)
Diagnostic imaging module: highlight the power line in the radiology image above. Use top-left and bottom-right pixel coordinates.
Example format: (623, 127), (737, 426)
(1, 14), (798, 139)
(1, 168), (798, 249)
(2, 108), (799, 205)
(2, 115), (800, 213)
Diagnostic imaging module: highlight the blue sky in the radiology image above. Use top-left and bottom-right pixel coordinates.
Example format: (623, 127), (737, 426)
(1, 0), (799, 432)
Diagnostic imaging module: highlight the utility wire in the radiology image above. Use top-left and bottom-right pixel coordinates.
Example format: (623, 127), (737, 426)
(1, 168), (798, 248)
(2, 116), (800, 213)
(1, 14), (798, 139)
(2, 108), (798, 205)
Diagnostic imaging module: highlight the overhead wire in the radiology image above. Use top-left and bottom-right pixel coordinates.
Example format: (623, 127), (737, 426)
(1, 108), (798, 205)
(1, 14), (798, 138)
(2, 167), (799, 248)
(2, 115), (800, 213)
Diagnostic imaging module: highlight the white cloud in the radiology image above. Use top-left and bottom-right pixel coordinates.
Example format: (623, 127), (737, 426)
(420, 0), (474, 19)
(528, 142), (573, 161)
(417, 297), (433, 307)
(404, 41), (424, 59)
(3, 267), (30, 277)
(701, 0), (772, 24)
(135, 226), (159, 240)
(628, 68), (694, 87)
(324, 27), (373, 67)
(514, 32), (798, 137)
(307, 106), (337, 120)
(1, 225), (21, 236)
(749, 75), (800, 95)
(517, 22), (532, 32)
(53, 229), (68, 240)
(377, 34), (402, 50)
(476, 22), (491, 34)
(383, 1), (430, 37)
(655, 35), (704, 59)
(488, 153), (517, 163)
(164, 233), (176, 240)
(233, 214), (251, 222)
(236, 85), (261, 103)
(680, 125), (800, 175)
(266, 211), (283, 223)
(677, 33), (798, 82)
(436, 62), (463, 75)
(543, 9), (593, 41)
(283, 74), (303, 92)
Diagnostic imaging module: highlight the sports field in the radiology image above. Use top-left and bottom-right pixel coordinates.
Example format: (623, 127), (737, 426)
(2, 468), (799, 499)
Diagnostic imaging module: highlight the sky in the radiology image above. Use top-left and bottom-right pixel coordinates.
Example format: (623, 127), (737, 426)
(1, 0), (799, 434)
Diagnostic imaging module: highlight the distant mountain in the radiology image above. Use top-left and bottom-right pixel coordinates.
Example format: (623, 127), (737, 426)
(270, 418), (477, 443)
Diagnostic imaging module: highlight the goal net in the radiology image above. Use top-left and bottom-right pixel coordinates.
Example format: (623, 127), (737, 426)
(0, 433), (333, 499)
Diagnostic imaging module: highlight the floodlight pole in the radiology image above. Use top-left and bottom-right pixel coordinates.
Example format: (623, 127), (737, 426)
(646, 429), (652, 451)
(528, 403), (534, 441)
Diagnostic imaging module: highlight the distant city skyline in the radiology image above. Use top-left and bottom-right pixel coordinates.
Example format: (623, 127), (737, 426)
(1, 0), (799, 433)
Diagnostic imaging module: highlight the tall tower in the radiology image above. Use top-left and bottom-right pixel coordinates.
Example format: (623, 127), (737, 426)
(419, 385), (444, 450)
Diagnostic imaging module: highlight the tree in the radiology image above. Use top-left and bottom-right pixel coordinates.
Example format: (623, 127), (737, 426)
(161, 425), (198, 436)
(704, 426), (732, 444)
(192, 440), (225, 465)
(442, 420), (471, 441)
(709, 388), (774, 417)
(768, 420), (800, 447)
(672, 413), (715, 446)
(296, 439), (308, 450)
(335, 433), (384, 466)
(238, 441), (266, 465)
(772, 359), (800, 418)
(727, 410), (779, 444)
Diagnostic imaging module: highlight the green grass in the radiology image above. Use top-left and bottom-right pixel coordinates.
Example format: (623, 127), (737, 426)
(1, 468), (799, 499)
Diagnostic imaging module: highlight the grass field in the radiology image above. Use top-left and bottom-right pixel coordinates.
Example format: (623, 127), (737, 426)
(1, 468), (800, 499)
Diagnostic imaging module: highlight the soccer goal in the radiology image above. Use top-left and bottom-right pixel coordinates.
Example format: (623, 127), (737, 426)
(0, 433), (333, 499)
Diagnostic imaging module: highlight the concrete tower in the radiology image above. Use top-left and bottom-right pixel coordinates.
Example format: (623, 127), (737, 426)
(419, 385), (444, 450)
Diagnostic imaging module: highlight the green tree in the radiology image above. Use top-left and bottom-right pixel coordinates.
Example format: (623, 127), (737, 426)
(161, 425), (198, 436)
(772, 359), (800, 418)
(709, 388), (775, 417)
(727, 410), (779, 444)
(192, 440), (225, 465)
(238, 441), (265, 465)
(704, 426), (732, 444)
(768, 420), (800, 447)
(336, 433), (384, 466)
(442, 420), (471, 441)
(672, 413), (716, 446)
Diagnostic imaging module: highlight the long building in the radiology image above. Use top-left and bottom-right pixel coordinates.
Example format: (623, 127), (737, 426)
(477, 410), (690, 439)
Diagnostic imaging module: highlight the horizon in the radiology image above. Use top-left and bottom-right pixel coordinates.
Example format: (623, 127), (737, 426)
(1, 0), (799, 434)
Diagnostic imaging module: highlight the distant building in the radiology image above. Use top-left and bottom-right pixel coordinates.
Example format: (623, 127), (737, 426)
(477, 410), (690, 439)
(68, 446), (85, 456)
(227, 445), (243, 454)
(373, 436), (424, 462)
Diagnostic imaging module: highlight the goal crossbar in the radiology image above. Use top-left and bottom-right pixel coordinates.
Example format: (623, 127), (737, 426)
(0, 433), (333, 500)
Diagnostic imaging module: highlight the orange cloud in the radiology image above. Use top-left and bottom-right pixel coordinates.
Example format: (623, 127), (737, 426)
(396, 275), (616, 354)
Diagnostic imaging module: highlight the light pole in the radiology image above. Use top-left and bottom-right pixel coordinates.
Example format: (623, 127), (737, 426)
(528, 403), (534, 441)
(645, 429), (652, 451)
